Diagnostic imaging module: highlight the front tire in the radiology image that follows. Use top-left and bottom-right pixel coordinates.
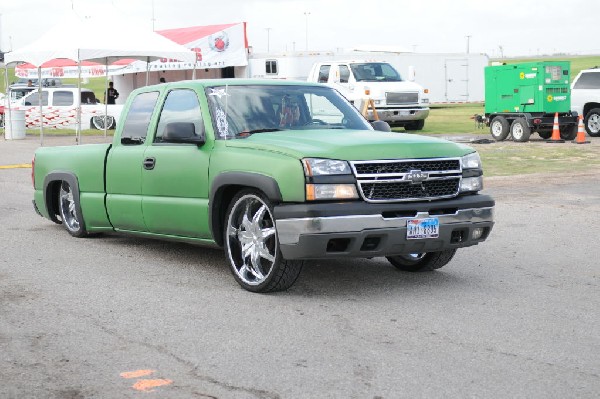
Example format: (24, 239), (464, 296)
(490, 116), (510, 141)
(224, 190), (303, 293)
(386, 249), (457, 272)
(584, 108), (600, 137)
(58, 181), (87, 237)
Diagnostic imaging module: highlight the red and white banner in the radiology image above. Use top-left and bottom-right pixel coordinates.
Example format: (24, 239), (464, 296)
(15, 22), (248, 78)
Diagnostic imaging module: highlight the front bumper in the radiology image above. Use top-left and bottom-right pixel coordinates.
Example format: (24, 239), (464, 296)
(366, 107), (430, 123)
(274, 194), (494, 260)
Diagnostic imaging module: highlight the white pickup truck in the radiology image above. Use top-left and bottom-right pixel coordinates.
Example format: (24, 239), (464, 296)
(571, 67), (600, 137)
(307, 60), (430, 130)
(8, 87), (122, 130)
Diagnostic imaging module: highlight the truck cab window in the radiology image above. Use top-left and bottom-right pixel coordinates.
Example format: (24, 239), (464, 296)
(154, 89), (203, 143)
(318, 65), (330, 83)
(121, 91), (159, 144)
(54, 91), (74, 106)
(23, 91), (49, 106)
(339, 65), (350, 83)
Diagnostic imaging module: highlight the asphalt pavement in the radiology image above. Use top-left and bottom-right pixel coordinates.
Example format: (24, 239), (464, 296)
(1, 134), (599, 398)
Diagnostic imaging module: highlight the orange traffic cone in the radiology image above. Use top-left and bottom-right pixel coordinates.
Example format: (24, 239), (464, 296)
(572, 114), (590, 144)
(547, 112), (565, 143)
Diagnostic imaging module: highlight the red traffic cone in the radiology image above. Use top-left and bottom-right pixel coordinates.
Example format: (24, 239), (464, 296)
(547, 112), (565, 143)
(572, 114), (590, 144)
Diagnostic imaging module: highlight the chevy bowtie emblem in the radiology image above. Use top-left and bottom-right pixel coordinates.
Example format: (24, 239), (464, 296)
(405, 169), (429, 184)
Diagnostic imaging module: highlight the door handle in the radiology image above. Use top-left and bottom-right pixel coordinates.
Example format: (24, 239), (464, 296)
(143, 157), (156, 170)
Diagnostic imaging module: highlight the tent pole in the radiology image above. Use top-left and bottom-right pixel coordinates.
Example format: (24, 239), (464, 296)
(38, 67), (43, 146)
(145, 56), (150, 86)
(104, 57), (108, 138)
(3, 66), (10, 142)
(76, 61), (82, 144)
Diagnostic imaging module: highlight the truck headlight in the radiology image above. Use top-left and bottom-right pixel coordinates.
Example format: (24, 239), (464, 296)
(461, 152), (482, 169)
(302, 158), (358, 200)
(303, 158), (351, 176)
(460, 152), (483, 193)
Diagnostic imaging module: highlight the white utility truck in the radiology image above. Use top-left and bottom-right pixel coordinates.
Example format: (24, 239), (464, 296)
(307, 60), (430, 130)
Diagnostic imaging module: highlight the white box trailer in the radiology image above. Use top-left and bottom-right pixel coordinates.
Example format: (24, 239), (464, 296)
(247, 51), (488, 104)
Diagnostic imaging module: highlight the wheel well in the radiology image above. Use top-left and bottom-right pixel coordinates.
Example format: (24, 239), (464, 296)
(583, 103), (600, 117)
(211, 184), (247, 248)
(45, 180), (63, 224)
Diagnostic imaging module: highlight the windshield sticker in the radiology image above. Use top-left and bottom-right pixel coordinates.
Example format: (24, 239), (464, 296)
(215, 107), (229, 137)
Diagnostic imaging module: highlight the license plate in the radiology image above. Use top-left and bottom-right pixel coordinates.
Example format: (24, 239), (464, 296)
(407, 218), (439, 239)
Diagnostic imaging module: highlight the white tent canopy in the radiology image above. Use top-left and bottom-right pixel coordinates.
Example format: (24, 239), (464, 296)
(5, 10), (196, 66)
(4, 7), (196, 144)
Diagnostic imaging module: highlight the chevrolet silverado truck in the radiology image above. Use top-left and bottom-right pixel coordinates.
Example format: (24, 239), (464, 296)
(571, 67), (600, 137)
(32, 79), (494, 293)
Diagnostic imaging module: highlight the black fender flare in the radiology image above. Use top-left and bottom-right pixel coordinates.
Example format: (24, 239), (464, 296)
(43, 172), (82, 226)
(209, 172), (282, 247)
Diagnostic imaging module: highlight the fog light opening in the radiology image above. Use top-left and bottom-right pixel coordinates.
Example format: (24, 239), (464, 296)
(326, 238), (351, 253)
(472, 227), (484, 240)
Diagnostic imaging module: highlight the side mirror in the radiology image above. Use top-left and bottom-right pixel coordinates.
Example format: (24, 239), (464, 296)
(162, 122), (206, 146)
(371, 120), (391, 132)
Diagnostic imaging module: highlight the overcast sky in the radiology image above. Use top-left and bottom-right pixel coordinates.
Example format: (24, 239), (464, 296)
(1, 0), (599, 58)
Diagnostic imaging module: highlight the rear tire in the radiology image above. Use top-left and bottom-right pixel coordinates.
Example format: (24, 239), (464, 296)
(58, 181), (87, 237)
(224, 189), (303, 293)
(386, 249), (457, 272)
(584, 108), (600, 137)
(490, 116), (510, 141)
(510, 118), (531, 142)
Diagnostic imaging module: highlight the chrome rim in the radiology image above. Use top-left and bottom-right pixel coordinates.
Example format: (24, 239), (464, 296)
(395, 253), (426, 265)
(92, 115), (114, 130)
(226, 194), (277, 286)
(588, 114), (600, 134)
(59, 182), (80, 232)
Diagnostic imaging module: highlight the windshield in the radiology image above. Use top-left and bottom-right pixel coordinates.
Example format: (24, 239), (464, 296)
(350, 63), (402, 82)
(206, 84), (372, 139)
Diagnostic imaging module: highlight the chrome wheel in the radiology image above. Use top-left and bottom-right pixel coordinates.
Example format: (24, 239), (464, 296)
(586, 112), (600, 136)
(226, 193), (278, 287)
(386, 249), (457, 272)
(59, 181), (82, 235)
(92, 115), (115, 130)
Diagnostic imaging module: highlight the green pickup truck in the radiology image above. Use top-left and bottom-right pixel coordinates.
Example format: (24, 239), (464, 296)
(32, 79), (495, 292)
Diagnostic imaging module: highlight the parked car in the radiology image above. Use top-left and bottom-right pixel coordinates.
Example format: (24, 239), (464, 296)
(571, 67), (600, 136)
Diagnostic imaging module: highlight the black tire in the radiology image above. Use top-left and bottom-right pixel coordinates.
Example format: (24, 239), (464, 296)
(91, 115), (115, 130)
(510, 118), (531, 142)
(489, 116), (510, 141)
(584, 108), (600, 137)
(386, 249), (457, 272)
(560, 125), (578, 141)
(538, 131), (552, 140)
(58, 181), (87, 237)
(405, 119), (425, 131)
(224, 189), (303, 293)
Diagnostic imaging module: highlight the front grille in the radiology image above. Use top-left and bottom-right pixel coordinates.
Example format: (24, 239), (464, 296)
(354, 159), (460, 175)
(386, 92), (418, 105)
(360, 178), (460, 201)
(351, 158), (462, 202)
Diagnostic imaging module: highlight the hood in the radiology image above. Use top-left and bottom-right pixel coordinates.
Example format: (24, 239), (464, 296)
(224, 130), (474, 160)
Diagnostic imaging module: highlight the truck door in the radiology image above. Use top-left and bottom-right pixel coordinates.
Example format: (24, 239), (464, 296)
(105, 91), (160, 232)
(141, 89), (212, 239)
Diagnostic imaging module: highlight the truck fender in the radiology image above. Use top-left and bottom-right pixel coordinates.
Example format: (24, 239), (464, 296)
(209, 172), (282, 247)
(42, 172), (81, 224)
